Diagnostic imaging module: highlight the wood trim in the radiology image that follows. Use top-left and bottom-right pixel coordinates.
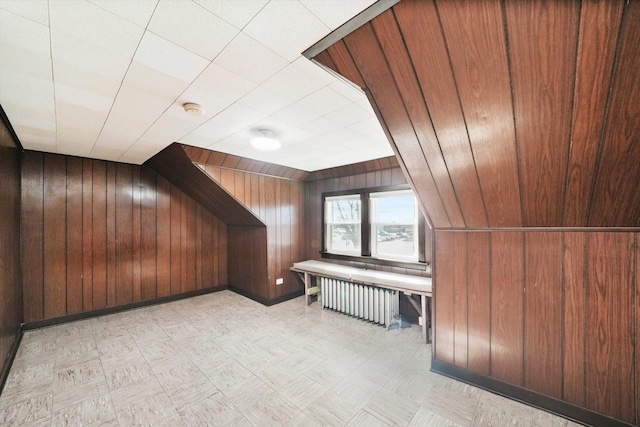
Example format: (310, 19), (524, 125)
(0, 104), (23, 150)
(227, 285), (304, 307)
(431, 359), (635, 427)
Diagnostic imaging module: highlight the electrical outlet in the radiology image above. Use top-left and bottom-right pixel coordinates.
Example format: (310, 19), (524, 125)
(276, 278), (283, 285)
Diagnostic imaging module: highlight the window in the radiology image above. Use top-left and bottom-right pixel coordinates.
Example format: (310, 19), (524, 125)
(322, 186), (426, 269)
(325, 194), (361, 255)
(370, 190), (418, 261)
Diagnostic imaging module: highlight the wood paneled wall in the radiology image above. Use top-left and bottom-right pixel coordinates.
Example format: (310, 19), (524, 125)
(305, 166), (432, 276)
(21, 151), (228, 323)
(0, 116), (22, 384)
(312, 0), (640, 228)
(435, 230), (638, 425)
(201, 165), (305, 301)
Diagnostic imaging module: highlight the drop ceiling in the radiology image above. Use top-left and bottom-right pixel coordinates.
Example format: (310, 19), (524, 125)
(0, 0), (393, 171)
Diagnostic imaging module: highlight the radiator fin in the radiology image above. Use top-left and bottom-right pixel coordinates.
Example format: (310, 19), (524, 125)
(320, 277), (400, 328)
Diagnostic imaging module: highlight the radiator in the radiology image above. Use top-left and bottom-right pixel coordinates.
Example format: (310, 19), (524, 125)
(320, 277), (400, 329)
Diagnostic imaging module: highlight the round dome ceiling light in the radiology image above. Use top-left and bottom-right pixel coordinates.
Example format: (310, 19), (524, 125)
(250, 128), (281, 151)
(183, 102), (204, 116)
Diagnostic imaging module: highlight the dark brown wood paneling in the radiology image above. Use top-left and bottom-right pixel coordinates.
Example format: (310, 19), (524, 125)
(140, 166), (157, 300)
(564, 1), (624, 226)
(326, 40), (366, 89)
(145, 143), (263, 226)
(43, 154), (67, 319)
(392, 1), (487, 228)
(66, 157), (83, 314)
(105, 162), (116, 308)
(22, 151), (44, 322)
(170, 184), (182, 295)
(21, 152), (228, 322)
(115, 163), (134, 305)
(228, 226), (268, 300)
(82, 159), (93, 311)
(92, 160), (107, 310)
(202, 165), (306, 301)
(490, 231), (524, 386)
(524, 232), (562, 398)
(435, 232), (454, 364)
(466, 232), (490, 375)
(505, 1), (580, 226)
(589, 1), (640, 227)
(637, 233), (640, 427)
(563, 232), (585, 406)
(435, 0), (521, 227)
(0, 120), (22, 381)
(453, 232), (468, 368)
(585, 232), (635, 423)
(344, 24), (453, 228)
(155, 175), (171, 298)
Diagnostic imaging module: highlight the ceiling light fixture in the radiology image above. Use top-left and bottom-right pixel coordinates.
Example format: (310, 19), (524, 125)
(250, 129), (281, 151)
(183, 102), (204, 116)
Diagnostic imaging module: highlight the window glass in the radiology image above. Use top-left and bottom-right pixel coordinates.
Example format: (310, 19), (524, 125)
(370, 190), (418, 261)
(325, 195), (361, 254)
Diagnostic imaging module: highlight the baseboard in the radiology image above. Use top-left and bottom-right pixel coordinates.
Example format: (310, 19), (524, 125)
(430, 359), (633, 427)
(0, 328), (23, 395)
(228, 285), (304, 306)
(21, 285), (228, 331)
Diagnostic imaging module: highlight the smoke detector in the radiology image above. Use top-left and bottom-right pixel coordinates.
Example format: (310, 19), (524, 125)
(183, 102), (204, 116)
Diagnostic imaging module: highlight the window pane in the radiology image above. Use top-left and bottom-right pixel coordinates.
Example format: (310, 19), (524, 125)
(329, 224), (361, 252)
(376, 194), (415, 223)
(330, 199), (360, 223)
(375, 225), (415, 257)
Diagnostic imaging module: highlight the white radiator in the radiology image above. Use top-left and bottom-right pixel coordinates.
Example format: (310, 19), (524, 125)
(320, 277), (400, 329)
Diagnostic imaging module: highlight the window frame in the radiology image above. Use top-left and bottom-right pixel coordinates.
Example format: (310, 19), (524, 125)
(321, 185), (427, 271)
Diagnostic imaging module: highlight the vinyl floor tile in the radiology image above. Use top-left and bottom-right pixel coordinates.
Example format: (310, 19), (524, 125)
(1, 291), (582, 427)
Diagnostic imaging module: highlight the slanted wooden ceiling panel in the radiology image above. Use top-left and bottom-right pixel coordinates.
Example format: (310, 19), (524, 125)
(565, 1), (624, 226)
(505, 0), (581, 227)
(309, 0), (640, 229)
(589, 0), (640, 227)
(391, 3), (487, 228)
(343, 24), (452, 227)
(434, 0), (522, 227)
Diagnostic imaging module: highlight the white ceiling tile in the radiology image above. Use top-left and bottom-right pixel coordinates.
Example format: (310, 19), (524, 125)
(0, 0), (49, 26)
(148, 0), (238, 60)
(323, 127), (361, 145)
(2, 104), (55, 135)
(237, 85), (298, 116)
(329, 80), (365, 103)
(133, 31), (210, 83)
(52, 60), (121, 100)
(194, 0), (267, 30)
(50, 30), (132, 81)
(55, 83), (114, 112)
(89, 145), (126, 162)
(0, 9), (50, 57)
(0, 43), (52, 80)
(298, 86), (351, 116)
(348, 117), (385, 136)
(87, 0), (158, 28)
(243, 1), (329, 62)
(55, 136), (94, 158)
(299, 116), (343, 136)
(261, 58), (328, 102)
(213, 32), (288, 84)
(300, 0), (376, 30)
(271, 103), (321, 127)
(49, 0), (144, 58)
(13, 126), (56, 149)
(137, 114), (196, 146)
(118, 142), (161, 164)
(324, 103), (374, 128)
(123, 61), (192, 98)
(0, 69), (54, 107)
(186, 103), (267, 143)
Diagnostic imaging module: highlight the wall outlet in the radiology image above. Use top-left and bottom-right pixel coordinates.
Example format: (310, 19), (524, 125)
(276, 278), (283, 285)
